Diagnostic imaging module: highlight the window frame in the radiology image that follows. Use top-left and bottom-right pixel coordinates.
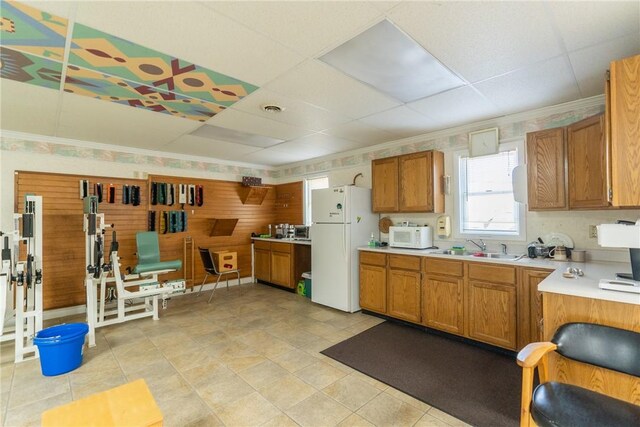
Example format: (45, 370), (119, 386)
(452, 140), (526, 242)
(303, 175), (329, 225)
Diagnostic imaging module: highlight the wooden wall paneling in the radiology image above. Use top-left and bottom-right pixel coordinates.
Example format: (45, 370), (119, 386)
(275, 181), (304, 225)
(15, 171), (148, 310)
(148, 175), (278, 288)
(542, 292), (640, 404)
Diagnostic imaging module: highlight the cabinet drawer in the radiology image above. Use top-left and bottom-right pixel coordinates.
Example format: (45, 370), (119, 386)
(254, 240), (271, 250)
(423, 258), (464, 277)
(270, 242), (292, 253)
(360, 251), (387, 267)
(389, 255), (421, 271)
(468, 263), (516, 285)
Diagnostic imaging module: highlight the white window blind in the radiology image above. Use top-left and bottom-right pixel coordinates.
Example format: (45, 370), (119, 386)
(459, 150), (519, 235)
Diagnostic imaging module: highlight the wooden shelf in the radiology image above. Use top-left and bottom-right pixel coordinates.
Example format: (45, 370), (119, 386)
(240, 186), (271, 205)
(210, 218), (239, 236)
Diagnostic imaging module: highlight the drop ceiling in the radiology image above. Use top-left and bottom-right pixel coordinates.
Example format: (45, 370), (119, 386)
(1, 1), (639, 167)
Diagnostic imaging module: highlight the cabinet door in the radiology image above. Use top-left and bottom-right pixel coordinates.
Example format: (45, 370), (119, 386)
(523, 269), (551, 343)
(254, 249), (270, 282)
(468, 280), (517, 350)
(270, 251), (292, 288)
(399, 152), (433, 212)
(387, 269), (421, 323)
(372, 157), (399, 212)
(359, 264), (387, 314)
(423, 276), (464, 335)
(568, 115), (610, 209)
(610, 54), (640, 207)
(526, 128), (567, 210)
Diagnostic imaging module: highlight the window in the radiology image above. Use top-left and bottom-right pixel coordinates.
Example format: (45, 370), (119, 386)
(304, 176), (329, 225)
(456, 144), (523, 237)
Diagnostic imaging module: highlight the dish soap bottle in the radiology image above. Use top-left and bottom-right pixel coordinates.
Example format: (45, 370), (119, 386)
(369, 233), (376, 247)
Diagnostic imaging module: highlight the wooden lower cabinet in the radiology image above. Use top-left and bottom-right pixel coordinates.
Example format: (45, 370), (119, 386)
(468, 280), (517, 350)
(359, 264), (387, 313)
(387, 268), (421, 323)
(254, 249), (271, 282)
(270, 250), (292, 288)
(522, 268), (552, 343)
(423, 275), (464, 335)
(253, 240), (310, 289)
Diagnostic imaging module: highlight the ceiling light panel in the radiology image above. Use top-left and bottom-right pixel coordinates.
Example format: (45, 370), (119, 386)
(190, 124), (284, 148)
(320, 20), (464, 103)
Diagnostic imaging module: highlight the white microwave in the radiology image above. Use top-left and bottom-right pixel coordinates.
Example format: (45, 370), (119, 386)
(389, 226), (433, 249)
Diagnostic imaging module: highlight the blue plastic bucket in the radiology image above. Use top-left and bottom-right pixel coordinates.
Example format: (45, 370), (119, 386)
(34, 323), (89, 376)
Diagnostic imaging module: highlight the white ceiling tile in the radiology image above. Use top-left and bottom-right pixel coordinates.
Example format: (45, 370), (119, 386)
(207, 1), (383, 58)
(266, 60), (401, 118)
(74, 1), (303, 86)
(548, 1), (640, 52)
(232, 88), (351, 131)
(359, 106), (439, 138)
(241, 147), (323, 166)
(475, 56), (581, 115)
(388, 2), (563, 82)
(570, 34), (640, 97)
(368, 1), (403, 14)
(408, 86), (499, 129)
(160, 134), (261, 160)
(57, 93), (199, 150)
(207, 108), (313, 141)
(283, 133), (368, 153)
(322, 120), (399, 145)
(0, 80), (59, 136)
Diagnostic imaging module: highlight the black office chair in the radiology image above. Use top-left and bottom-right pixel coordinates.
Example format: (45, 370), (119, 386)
(196, 247), (241, 303)
(517, 322), (640, 427)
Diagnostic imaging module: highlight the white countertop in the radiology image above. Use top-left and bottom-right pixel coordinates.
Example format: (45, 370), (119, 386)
(252, 237), (311, 246)
(358, 246), (639, 305)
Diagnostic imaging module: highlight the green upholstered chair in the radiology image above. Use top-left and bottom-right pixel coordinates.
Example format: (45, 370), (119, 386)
(132, 232), (182, 274)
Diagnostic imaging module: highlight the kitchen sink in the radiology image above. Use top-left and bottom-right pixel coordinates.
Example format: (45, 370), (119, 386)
(471, 253), (525, 260)
(436, 250), (525, 260)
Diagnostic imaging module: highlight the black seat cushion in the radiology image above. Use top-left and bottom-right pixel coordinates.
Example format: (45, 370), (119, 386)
(532, 382), (640, 427)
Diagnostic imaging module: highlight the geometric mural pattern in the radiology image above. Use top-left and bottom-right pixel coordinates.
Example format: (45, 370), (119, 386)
(64, 66), (225, 122)
(69, 23), (258, 106)
(0, 46), (63, 89)
(0, 1), (68, 61)
(0, 1), (259, 122)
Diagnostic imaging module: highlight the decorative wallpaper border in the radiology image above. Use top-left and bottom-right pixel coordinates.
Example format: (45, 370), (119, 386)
(278, 103), (606, 178)
(0, 101), (605, 182)
(0, 136), (279, 179)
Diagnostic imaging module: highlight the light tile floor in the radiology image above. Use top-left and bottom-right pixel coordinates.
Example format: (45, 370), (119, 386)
(0, 284), (470, 427)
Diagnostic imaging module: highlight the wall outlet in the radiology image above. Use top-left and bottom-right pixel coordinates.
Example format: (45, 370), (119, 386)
(589, 225), (598, 239)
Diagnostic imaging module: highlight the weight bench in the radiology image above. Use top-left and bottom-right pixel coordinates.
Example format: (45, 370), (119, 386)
(86, 232), (182, 347)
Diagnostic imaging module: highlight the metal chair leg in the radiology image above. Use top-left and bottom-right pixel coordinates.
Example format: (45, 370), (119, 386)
(208, 274), (222, 304)
(197, 273), (209, 297)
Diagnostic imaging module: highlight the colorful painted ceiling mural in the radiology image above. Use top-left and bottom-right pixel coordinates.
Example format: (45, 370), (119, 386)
(0, 1), (257, 122)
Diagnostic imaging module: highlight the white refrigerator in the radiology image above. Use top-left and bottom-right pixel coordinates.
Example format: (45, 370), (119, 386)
(311, 186), (378, 312)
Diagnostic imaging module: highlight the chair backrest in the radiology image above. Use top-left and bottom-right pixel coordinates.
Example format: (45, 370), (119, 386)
(198, 247), (218, 274)
(552, 322), (640, 377)
(136, 232), (161, 265)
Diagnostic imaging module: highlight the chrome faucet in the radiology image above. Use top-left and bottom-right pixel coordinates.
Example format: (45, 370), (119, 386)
(500, 243), (507, 254)
(466, 239), (486, 252)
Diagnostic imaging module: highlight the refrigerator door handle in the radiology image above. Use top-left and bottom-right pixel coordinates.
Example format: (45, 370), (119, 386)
(343, 223), (347, 259)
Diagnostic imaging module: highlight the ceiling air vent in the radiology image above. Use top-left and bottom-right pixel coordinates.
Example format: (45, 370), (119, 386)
(261, 104), (284, 113)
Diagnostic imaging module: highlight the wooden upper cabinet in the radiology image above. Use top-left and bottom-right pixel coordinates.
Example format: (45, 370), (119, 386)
(609, 54), (640, 207)
(567, 114), (610, 209)
(372, 151), (444, 213)
(526, 127), (567, 210)
(372, 157), (399, 212)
